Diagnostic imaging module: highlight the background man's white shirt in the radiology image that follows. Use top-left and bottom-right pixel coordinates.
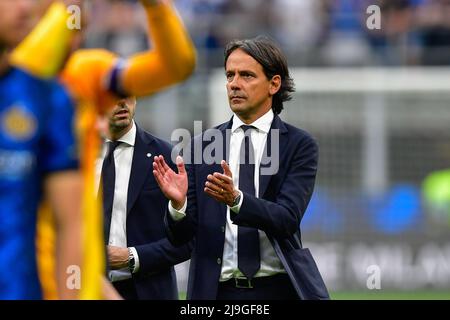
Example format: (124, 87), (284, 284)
(95, 121), (140, 281)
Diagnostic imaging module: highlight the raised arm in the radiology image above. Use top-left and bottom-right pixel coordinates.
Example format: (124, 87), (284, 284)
(11, 0), (196, 98)
(117, 0), (196, 96)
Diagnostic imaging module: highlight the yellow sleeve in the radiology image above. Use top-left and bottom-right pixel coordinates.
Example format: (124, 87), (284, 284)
(10, 1), (74, 78)
(61, 49), (120, 113)
(36, 202), (58, 300)
(119, 1), (197, 96)
(63, 2), (197, 109)
(61, 51), (109, 299)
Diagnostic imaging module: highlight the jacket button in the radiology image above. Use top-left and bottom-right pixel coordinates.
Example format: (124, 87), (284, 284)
(217, 258), (222, 265)
(221, 226), (225, 233)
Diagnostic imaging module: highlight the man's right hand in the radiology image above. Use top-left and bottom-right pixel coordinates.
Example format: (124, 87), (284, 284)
(153, 155), (187, 210)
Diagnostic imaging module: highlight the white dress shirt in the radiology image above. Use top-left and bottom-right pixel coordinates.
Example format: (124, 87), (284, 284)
(169, 109), (285, 281)
(95, 121), (140, 282)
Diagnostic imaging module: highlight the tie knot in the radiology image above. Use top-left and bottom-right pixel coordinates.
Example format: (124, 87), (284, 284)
(107, 141), (121, 156)
(241, 125), (255, 134)
(110, 140), (121, 149)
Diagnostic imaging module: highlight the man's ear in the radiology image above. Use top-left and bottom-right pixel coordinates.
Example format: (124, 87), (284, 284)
(269, 75), (281, 96)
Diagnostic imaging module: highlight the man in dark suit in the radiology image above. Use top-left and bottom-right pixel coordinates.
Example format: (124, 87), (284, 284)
(153, 37), (329, 300)
(97, 96), (191, 300)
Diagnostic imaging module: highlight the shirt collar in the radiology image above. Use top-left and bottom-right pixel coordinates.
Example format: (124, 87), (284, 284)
(231, 108), (274, 134)
(106, 120), (136, 147)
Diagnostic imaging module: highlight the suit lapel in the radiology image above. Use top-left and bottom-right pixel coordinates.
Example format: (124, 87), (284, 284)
(205, 118), (233, 220)
(259, 115), (288, 198)
(127, 126), (155, 214)
(217, 119), (233, 219)
(222, 118), (232, 166)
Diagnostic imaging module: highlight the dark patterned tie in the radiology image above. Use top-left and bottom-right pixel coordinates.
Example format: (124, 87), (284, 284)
(100, 140), (121, 243)
(237, 125), (261, 280)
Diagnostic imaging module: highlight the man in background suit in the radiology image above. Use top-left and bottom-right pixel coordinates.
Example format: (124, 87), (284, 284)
(153, 37), (329, 300)
(97, 96), (191, 299)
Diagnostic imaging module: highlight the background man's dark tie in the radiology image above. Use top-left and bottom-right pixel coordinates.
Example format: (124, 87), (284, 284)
(237, 125), (261, 280)
(101, 140), (121, 243)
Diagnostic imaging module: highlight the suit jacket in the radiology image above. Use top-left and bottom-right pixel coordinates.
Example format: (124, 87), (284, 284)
(165, 114), (329, 300)
(104, 125), (192, 299)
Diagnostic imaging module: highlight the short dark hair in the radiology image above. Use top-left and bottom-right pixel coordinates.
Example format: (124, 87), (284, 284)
(224, 36), (295, 114)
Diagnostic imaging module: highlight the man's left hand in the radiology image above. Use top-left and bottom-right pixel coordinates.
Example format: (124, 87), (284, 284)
(107, 246), (129, 270)
(204, 160), (240, 207)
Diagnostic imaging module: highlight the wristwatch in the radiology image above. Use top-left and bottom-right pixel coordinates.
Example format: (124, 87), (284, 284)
(127, 248), (135, 272)
(231, 191), (241, 207)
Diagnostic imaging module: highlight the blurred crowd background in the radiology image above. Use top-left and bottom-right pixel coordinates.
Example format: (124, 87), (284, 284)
(84, 0), (450, 67)
(69, 0), (450, 297)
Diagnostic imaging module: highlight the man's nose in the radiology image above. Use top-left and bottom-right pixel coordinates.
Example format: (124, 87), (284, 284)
(117, 100), (127, 107)
(229, 75), (241, 90)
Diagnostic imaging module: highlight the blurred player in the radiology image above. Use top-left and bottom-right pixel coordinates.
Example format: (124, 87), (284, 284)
(0, 0), (82, 299)
(11, 0), (196, 299)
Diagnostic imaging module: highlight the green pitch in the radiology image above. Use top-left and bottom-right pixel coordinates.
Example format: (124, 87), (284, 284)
(330, 291), (450, 300)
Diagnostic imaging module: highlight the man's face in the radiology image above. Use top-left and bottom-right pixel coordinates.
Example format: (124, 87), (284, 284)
(0, 0), (34, 49)
(225, 49), (277, 120)
(107, 97), (136, 133)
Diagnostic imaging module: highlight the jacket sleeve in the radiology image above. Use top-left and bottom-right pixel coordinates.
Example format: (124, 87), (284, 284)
(134, 138), (195, 275)
(134, 239), (192, 276)
(231, 134), (318, 239)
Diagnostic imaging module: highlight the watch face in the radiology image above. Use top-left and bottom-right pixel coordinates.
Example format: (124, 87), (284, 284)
(233, 194), (241, 206)
(128, 249), (135, 271)
(128, 257), (135, 271)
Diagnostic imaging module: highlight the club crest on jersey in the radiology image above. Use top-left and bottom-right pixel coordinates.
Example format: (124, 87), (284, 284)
(1, 105), (37, 140)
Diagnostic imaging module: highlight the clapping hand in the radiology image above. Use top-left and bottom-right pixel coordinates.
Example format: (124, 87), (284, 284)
(204, 160), (240, 207)
(153, 155), (188, 210)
